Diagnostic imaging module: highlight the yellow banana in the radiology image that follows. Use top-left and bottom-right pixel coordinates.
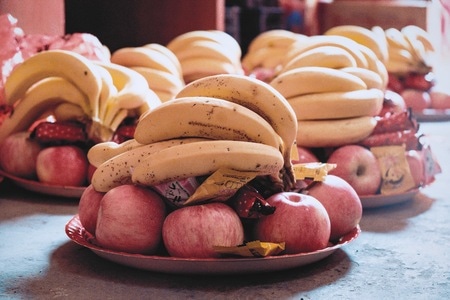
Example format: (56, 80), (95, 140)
(208, 30), (242, 61)
(270, 66), (368, 99)
(242, 47), (290, 71)
(0, 77), (90, 143)
(247, 29), (301, 53)
(131, 66), (185, 97)
(175, 40), (238, 66)
(296, 116), (377, 148)
(167, 30), (241, 62)
(4, 50), (102, 118)
(111, 47), (180, 77)
(175, 73), (298, 188)
(131, 140), (284, 188)
(324, 25), (389, 63)
(87, 138), (144, 168)
(179, 57), (239, 83)
(52, 102), (89, 123)
(288, 88), (384, 120)
(339, 67), (384, 90)
(281, 45), (358, 73)
(385, 27), (413, 51)
(91, 137), (210, 192)
(356, 44), (389, 89)
(134, 96), (282, 150)
(95, 62), (159, 128)
(284, 35), (369, 69)
(96, 64), (119, 122)
(371, 25), (389, 62)
(401, 25), (435, 52)
(142, 43), (183, 76)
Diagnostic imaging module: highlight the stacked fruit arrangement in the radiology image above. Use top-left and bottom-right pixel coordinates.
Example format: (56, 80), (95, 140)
(166, 30), (244, 84)
(382, 25), (450, 111)
(261, 25), (441, 197)
(0, 49), (163, 186)
(79, 73), (363, 258)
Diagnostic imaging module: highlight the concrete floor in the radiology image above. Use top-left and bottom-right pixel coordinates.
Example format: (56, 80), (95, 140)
(1, 121), (449, 300)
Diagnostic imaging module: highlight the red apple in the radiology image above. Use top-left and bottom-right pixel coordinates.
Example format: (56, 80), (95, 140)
(327, 145), (381, 196)
(162, 202), (244, 258)
(306, 175), (362, 241)
(0, 131), (43, 178)
(429, 90), (450, 109)
(292, 146), (319, 164)
(379, 90), (407, 116)
(36, 145), (89, 186)
(403, 72), (434, 91)
(253, 192), (331, 254)
(78, 184), (105, 234)
(401, 89), (431, 111)
(95, 184), (167, 254)
(405, 150), (425, 187)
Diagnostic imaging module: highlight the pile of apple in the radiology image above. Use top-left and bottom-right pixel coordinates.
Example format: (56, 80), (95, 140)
(388, 72), (450, 112)
(0, 130), (91, 186)
(77, 172), (362, 258)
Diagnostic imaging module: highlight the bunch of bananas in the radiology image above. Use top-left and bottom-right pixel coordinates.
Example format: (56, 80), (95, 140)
(166, 30), (244, 84)
(268, 32), (387, 148)
(110, 44), (185, 102)
(384, 25), (435, 75)
(0, 50), (161, 144)
(241, 29), (308, 77)
(88, 74), (298, 194)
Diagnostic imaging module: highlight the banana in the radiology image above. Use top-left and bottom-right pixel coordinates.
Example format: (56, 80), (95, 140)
(246, 29), (301, 54)
(87, 138), (144, 168)
(4, 50), (102, 117)
(0, 77), (90, 143)
(288, 88), (384, 120)
(130, 66), (185, 97)
(371, 25), (389, 62)
(385, 28), (413, 51)
(175, 73), (298, 188)
(284, 35), (369, 69)
(167, 30), (241, 62)
(95, 62), (159, 128)
(270, 66), (368, 99)
(142, 43), (183, 76)
(134, 96), (282, 150)
(401, 25), (435, 53)
(356, 44), (389, 89)
(131, 140), (284, 188)
(324, 25), (389, 63)
(281, 45), (358, 73)
(52, 102), (89, 123)
(174, 40), (238, 66)
(91, 137), (210, 192)
(110, 47), (180, 77)
(339, 67), (384, 90)
(96, 64), (119, 122)
(208, 30), (242, 60)
(242, 47), (290, 71)
(179, 57), (238, 83)
(296, 116), (377, 148)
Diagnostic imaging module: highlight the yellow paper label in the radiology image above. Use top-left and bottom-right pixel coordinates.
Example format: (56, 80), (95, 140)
(213, 240), (285, 257)
(371, 145), (416, 195)
(184, 168), (258, 205)
(293, 162), (336, 181)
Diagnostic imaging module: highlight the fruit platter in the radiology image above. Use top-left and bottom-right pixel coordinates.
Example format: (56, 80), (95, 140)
(0, 13), (444, 271)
